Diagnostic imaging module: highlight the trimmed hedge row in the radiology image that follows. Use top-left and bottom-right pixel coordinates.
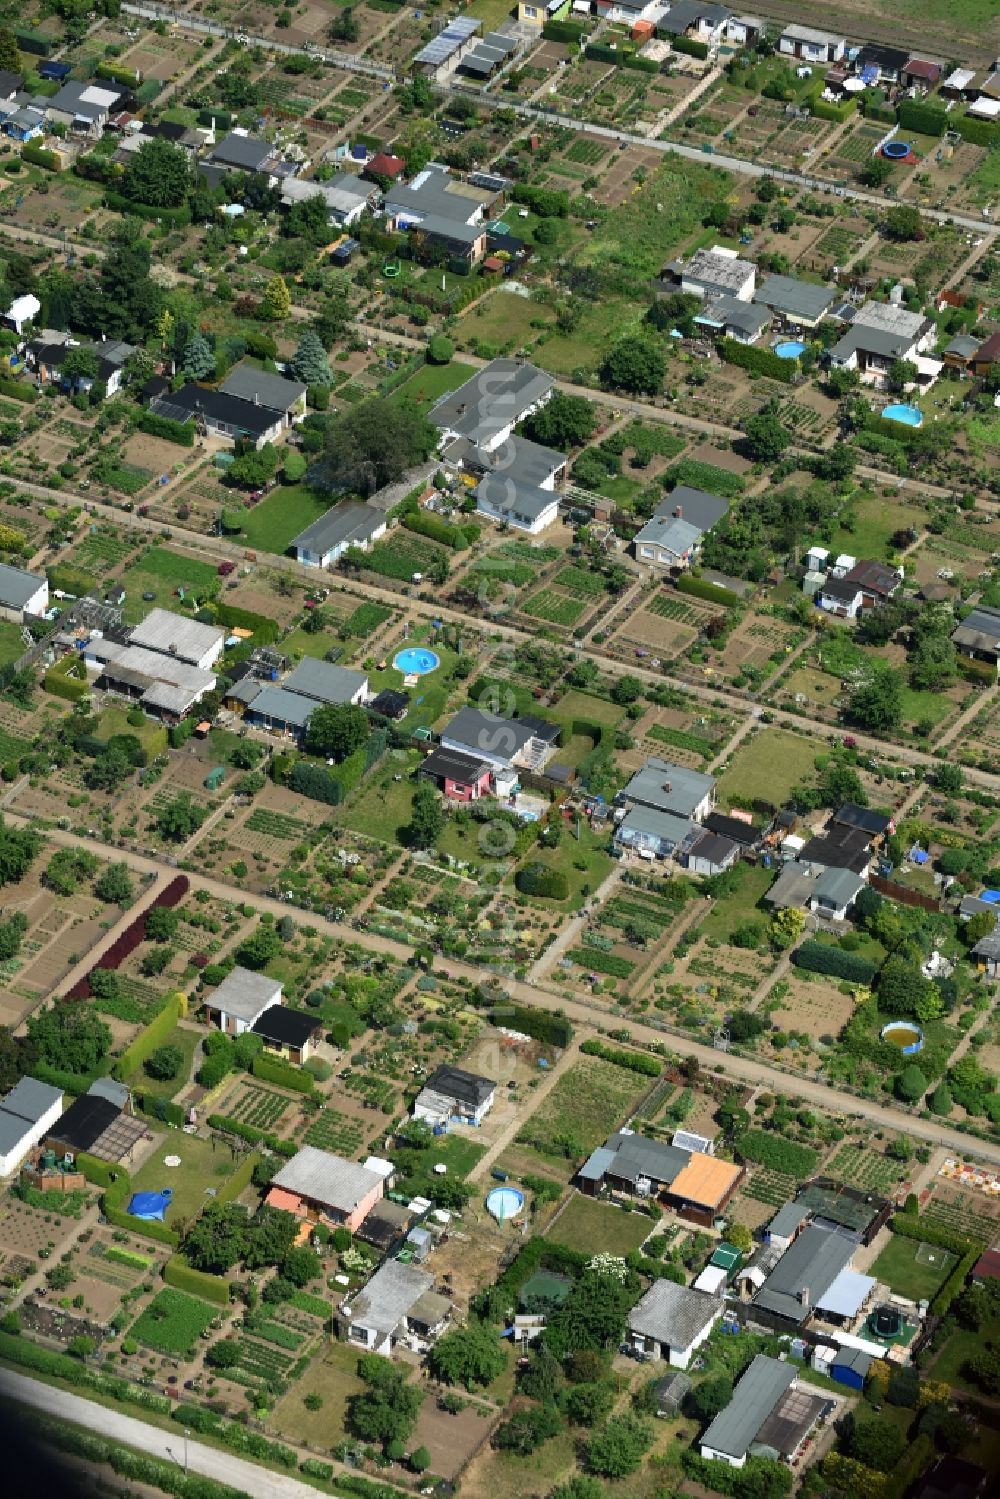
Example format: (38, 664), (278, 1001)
(289, 760), (343, 805)
(13, 27), (51, 56)
(580, 1037), (661, 1076)
(21, 143), (61, 172)
(792, 939), (875, 984)
(44, 662), (90, 701)
(112, 990), (186, 1080)
(169, 1405), (297, 1469)
(954, 113), (1000, 147)
(163, 1254), (232, 1305)
(207, 1112), (298, 1157)
(0, 375), (37, 404)
(252, 1052), (314, 1093)
(402, 510), (469, 549)
(0, 1330), (171, 1414)
(96, 60), (143, 85)
(888, 1210), (982, 1256)
(103, 190), (191, 224)
(515, 862), (569, 900)
(135, 409), (195, 446)
(721, 338), (796, 384)
(77, 1152), (118, 1188)
(933, 1247), (979, 1316)
(897, 99), (947, 137)
(677, 574), (739, 608)
(214, 1150), (259, 1206)
(542, 19), (588, 42)
(673, 35), (709, 59)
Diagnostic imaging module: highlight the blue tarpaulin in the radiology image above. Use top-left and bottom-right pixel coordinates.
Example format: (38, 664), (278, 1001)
(909, 846), (930, 865)
(127, 1188), (173, 1222)
(982, 890), (1000, 904)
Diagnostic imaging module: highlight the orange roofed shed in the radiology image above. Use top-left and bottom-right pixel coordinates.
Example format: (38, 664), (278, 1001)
(664, 1153), (744, 1226)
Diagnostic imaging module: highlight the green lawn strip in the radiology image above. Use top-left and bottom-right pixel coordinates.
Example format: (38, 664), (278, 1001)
(386, 359), (474, 412)
(546, 1193), (653, 1255)
(127, 1025), (201, 1102)
(231, 485), (331, 555)
(869, 1236), (956, 1302)
(717, 728), (818, 809)
(700, 863), (775, 940)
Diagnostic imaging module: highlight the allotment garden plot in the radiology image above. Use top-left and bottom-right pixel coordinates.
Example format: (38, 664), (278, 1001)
(612, 588), (721, 662)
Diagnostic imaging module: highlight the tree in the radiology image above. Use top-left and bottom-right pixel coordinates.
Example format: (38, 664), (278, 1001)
(878, 957), (933, 1018)
(349, 1357), (423, 1447)
(888, 358), (918, 394)
(611, 675), (643, 705)
(744, 403), (791, 464)
(282, 1245), (321, 1287)
(243, 1205), (298, 1271)
(600, 336), (665, 395)
(860, 155), (893, 188)
(43, 848), (99, 897)
(228, 442), (278, 491)
(145, 1044), (184, 1081)
(427, 334), (454, 365)
(146, 906), (180, 943)
(182, 333), (215, 380)
(328, 6), (359, 41)
(236, 923), (283, 970)
(67, 1335), (96, 1360)
(910, 632), (956, 692)
(848, 1415), (906, 1471)
(727, 1222), (753, 1254)
(261, 276), (291, 321)
(524, 392), (597, 450)
(0, 817), (40, 886)
(26, 1003), (111, 1076)
(305, 702), (370, 762)
(770, 907), (805, 949)
(564, 1381), (614, 1426)
(492, 1403), (562, 1456)
(122, 138), (191, 209)
(94, 863), (134, 906)
(883, 205), (924, 242)
(544, 1264), (637, 1359)
(0, 27), (19, 72)
(155, 795), (206, 843)
(206, 1339), (242, 1370)
(686, 1372), (733, 1422)
(318, 396), (437, 496)
(86, 748), (134, 793)
(585, 1414), (652, 1479)
(428, 1322), (507, 1389)
(183, 1202), (249, 1274)
(928, 1080), (952, 1116)
(4, 669), (34, 709)
(290, 328), (332, 387)
(550, 1480), (607, 1499)
(0, 913), (27, 965)
(94, 226), (164, 340)
(819, 762), (866, 809)
(848, 662), (903, 733)
(406, 780), (445, 850)
(894, 1063), (927, 1103)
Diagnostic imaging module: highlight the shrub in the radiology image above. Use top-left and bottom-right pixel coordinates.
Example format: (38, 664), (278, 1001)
(580, 1038), (660, 1076)
(720, 338), (795, 384)
(677, 575), (739, 608)
(22, 143), (61, 172)
(792, 940), (875, 985)
(135, 409), (195, 446)
(515, 863), (569, 900)
(113, 991), (187, 1080)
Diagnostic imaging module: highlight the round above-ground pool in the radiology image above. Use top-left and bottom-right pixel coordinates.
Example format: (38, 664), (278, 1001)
(486, 1186), (525, 1223)
(882, 140), (912, 160)
(393, 647), (440, 676)
(775, 340), (806, 359)
(880, 1021), (924, 1055)
(882, 403), (923, 428)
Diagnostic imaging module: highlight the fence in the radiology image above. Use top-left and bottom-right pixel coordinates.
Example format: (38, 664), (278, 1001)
(869, 873), (941, 912)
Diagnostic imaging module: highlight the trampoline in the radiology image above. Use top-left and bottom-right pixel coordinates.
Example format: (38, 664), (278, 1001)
(774, 340), (806, 359)
(882, 403), (923, 427)
(394, 647), (440, 676)
(127, 1187), (173, 1222)
(882, 141), (912, 160)
(486, 1186), (525, 1223)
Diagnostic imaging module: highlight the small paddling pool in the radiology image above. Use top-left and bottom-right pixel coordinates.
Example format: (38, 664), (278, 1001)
(486, 1187), (525, 1222)
(393, 648), (440, 676)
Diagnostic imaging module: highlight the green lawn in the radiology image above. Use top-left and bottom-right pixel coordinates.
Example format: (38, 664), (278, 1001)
(135, 546), (220, 589)
(458, 291), (555, 353)
(717, 729), (818, 809)
(701, 862), (776, 941)
(129, 1289), (218, 1355)
(97, 705), (169, 757)
(271, 1340), (362, 1447)
(231, 484), (330, 555)
(130, 1130), (237, 1221)
(518, 1055), (651, 1159)
(929, 1313), (1000, 1392)
(513, 821), (615, 911)
(335, 756), (418, 843)
(870, 1235), (957, 1302)
(546, 1193), (653, 1255)
(387, 359), (473, 413)
(126, 1024), (202, 1102)
(537, 297), (647, 378)
(0, 620), (25, 669)
(826, 493), (926, 561)
(395, 1133), (486, 1199)
(898, 685), (959, 730)
(365, 642), (460, 731)
(549, 689), (626, 731)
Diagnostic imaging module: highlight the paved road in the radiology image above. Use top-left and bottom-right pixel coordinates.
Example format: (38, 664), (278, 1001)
(11, 816), (1000, 1167)
(0, 1369), (320, 1499)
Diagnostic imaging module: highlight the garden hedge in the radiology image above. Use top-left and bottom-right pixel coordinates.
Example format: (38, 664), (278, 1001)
(402, 510), (468, 549)
(954, 114), (1000, 147)
(888, 1210), (982, 1256)
(0, 376), (36, 403)
(21, 143), (61, 172)
(23, 1411), (245, 1499)
(208, 1112), (298, 1157)
(13, 27), (51, 55)
(809, 93), (856, 123)
(673, 35), (709, 59)
(677, 574), (740, 608)
(681, 1451), (791, 1499)
(897, 99), (947, 137)
(163, 1254), (232, 1306)
(96, 60), (144, 85)
(289, 760), (343, 805)
(213, 1150), (260, 1206)
(720, 338), (795, 384)
(77, 1151), (118, 1188)
(103, 190), (191, 224)
(135, 409), (195, 446)
(112, 991), (186, 1080)
(932, 1247), (980, 1316)
(581, 1037), (661, 1076)
(542, 19), (587, 42)
(0, 1332), (172, 1413)
(792, 940), (875, 984)
(44, 662), (90, 701)
(214, 600), (279, 644)
(252, 1053), (314, 1093)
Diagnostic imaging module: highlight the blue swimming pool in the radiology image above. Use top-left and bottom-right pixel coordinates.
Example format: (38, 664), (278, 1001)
(394, 647), (441, 676)
(486, 1187), (525, 1223)
(774, 340), (806, 359)
(881, 403), (923, 427)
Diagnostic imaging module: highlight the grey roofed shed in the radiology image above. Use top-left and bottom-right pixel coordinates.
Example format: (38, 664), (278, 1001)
(944, 333), (981, 360)
(634, 513), (703, 557)
(349, 1258), (434, 1335)
(629, 1279), (721, 1350)
(88, 1076), (130, 1110)
(220, 364), (306, 412)
(283, 657), (367, 705)
(579, 1144), (617, 1182)
(952, 605), (1000, 654)
(812, 865), (865, 909)
(1, 1076), (63, 1123)
(696, 295), (770, 339)
(207, 966), (282, 1024)
(620, 756), (716, 818)
(658, 0), (731, 32)
(128, 608), (224, 664)
(605, 1131), (691, 1187)
(766, 1201), (808, 1239)
(290, 502), (385, 559)
(210, 131), (273, 171)
(246, 684), (316, 730)
(0, 562), (44, 611)
(617, 804), (696, 850)
(702, 1355), (797, 1461)
(429, 359), (554, 445)
(751, 1224), (856, 1322)
(754, 274), (835, 322)
(273, 1145), (383, 1213)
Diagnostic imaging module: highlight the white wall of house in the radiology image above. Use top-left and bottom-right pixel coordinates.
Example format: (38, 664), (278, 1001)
(476, 493), (558, 534)
(0, 578), (48, 622)
(0, 1094), (64, 1176)
(701, 1444), (747, 1469)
